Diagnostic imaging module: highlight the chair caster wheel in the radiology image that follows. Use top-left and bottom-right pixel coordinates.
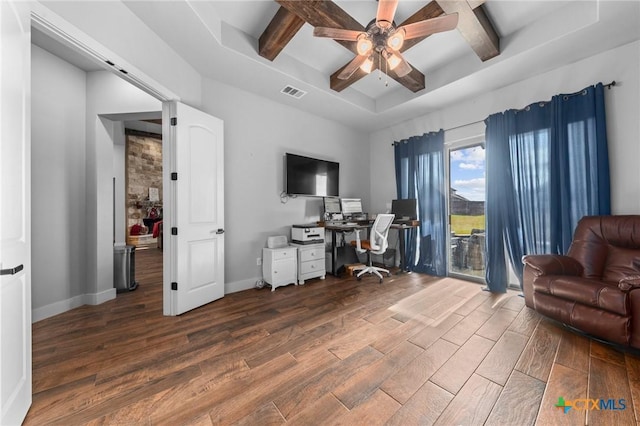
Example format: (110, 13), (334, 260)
(379, 278), (383, 283)
(387, 272), (391, 277)
(357, 276), (362, 281)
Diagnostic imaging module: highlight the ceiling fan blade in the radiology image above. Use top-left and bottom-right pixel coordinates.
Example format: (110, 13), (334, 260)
(399, 13), (459, 40)
(338, 55), (369, 80)
(376, 0), (399, 25)
(313, 27), (362, 41)
(391, 51), (412, 78)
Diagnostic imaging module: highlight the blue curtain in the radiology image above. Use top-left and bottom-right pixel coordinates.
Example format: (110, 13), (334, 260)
(485, 83), (611, 292)
(394, 130), (447, 276)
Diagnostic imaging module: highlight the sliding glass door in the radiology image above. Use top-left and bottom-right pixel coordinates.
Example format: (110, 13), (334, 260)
(448, 144), (486, 281)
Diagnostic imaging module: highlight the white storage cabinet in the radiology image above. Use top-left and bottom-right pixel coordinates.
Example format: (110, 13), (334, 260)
(292, 243), (326, 285)
(262, 246), (297, 291)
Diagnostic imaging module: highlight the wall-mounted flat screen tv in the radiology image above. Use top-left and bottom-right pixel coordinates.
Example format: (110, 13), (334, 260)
(285, 153), (339, 197)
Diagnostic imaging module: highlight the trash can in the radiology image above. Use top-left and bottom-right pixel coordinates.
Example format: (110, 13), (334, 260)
(114, 245), (138, 292)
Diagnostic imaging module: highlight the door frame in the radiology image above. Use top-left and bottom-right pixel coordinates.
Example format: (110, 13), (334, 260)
(444, 131), (487, 284)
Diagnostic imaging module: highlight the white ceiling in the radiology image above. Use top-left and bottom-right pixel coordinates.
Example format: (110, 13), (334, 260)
(34, 1), (640, 132)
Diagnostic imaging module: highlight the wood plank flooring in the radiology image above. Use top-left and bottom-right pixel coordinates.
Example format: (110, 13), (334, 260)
(25, 248), (640, 425)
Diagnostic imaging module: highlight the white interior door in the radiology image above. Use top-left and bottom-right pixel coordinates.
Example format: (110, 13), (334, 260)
(0, 1), (32, 423)
(163, 102), (224, 316)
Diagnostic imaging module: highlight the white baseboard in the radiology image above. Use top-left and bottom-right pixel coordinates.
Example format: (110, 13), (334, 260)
(32, 294), (86, 323)
(225, 278), (258, 294)
(85, 288), (116, 305)
(32, 288), (116, 323)
(32, 281), (256, 323)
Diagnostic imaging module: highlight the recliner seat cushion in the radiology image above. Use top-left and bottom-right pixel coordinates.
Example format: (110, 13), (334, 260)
(533, 292), (631, 345)
(532, 275), (629, 316)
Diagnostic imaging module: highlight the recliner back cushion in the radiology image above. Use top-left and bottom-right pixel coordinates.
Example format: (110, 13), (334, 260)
(603, 246), (640, 283)
(568, 216), (640, 280)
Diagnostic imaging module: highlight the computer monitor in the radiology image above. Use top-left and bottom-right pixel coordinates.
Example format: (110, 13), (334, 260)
(391, 199), (417, 220)
(323, 197), (341, 214)
(340, 198), (363, 215)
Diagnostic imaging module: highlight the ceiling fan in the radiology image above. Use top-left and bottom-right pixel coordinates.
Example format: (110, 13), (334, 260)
(313, 0), (459, 80)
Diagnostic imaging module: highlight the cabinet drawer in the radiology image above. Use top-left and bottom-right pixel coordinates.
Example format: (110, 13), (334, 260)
(300, 248), (323, 262)
(271, 248), (296, 260)
(300, 258), (324, 275)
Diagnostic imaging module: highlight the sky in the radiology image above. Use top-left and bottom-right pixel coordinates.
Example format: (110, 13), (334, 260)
(449, 145), (485, 202)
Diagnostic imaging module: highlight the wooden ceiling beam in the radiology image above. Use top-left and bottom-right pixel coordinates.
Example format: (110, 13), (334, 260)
(276, 0), (364, 32)
(258, 7), (305, 61)
(259, 1), (365, 62)
(276, 0), (364, 53)
(436, 0), (499, 61)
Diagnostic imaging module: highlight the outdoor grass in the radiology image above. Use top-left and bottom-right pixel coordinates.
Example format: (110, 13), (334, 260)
(451, 215), (485, 235)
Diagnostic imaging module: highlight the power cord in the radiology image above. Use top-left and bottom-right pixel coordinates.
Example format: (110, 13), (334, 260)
(280, 191), (297, 204)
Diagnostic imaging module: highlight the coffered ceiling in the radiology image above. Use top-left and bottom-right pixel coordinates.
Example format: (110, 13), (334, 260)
(36, 1), (640, 132)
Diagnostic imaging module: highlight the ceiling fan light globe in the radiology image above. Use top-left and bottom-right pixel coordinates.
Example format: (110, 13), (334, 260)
(360, 57), (374, 74)
(387, 28), (405, 51)
(356, 34), (373, 56)
(386, 53), (402, 70)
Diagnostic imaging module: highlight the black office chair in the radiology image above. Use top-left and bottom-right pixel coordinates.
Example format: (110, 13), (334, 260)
(350, 214), (395, 283)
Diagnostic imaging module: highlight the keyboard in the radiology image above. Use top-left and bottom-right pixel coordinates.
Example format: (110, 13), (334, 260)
(393, 219), (413, 224)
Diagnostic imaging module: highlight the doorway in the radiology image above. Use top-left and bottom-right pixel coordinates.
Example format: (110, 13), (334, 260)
(447, 144), (486, 282)
(123, 123), (163, 250)
(121, 120), (164, 293)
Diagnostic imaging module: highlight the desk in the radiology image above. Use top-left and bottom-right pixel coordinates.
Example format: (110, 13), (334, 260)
(322, 219), (420, 275)
(323, 221), (370, 276)
(390, 221), (420, 273)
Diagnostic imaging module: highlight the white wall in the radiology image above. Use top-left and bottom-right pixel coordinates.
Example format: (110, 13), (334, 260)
(112, 124), (126, 245)
(201, 79), (370, 292)
(31, 45), (87, 319)
(370, 40), (640, 216)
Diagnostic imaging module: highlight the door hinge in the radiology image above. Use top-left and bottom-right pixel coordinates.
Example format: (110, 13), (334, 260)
(171, 227), (178, 235)
(171, 282), (178, 290)
(170, 117), (177, 126)
(171, 172), (178, 181)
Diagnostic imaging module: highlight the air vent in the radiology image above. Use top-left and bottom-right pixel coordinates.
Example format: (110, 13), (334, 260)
(281, 85), (307, 99)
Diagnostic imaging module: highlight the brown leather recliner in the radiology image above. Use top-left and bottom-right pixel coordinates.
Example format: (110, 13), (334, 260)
(522, 215), (640, 349)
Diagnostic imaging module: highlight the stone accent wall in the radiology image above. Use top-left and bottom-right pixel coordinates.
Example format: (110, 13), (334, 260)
(126, 134), (162, 235)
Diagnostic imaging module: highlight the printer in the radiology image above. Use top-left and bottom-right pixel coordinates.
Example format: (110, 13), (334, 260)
(291, 223), (324, 245)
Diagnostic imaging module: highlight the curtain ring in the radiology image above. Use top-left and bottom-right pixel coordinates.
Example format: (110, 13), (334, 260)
(563, 95), (569, 101)
(582, 89), (587, 96)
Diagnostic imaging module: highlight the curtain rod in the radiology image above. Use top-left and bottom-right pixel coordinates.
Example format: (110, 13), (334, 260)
(392, 81), (617, 146)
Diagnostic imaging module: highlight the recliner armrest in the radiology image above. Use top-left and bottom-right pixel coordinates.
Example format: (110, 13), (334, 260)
(618, 275), (640, 292)
(522, 254), (583, 277)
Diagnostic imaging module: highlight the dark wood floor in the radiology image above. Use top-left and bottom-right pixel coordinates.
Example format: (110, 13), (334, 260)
(25, 248), (640, 425)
